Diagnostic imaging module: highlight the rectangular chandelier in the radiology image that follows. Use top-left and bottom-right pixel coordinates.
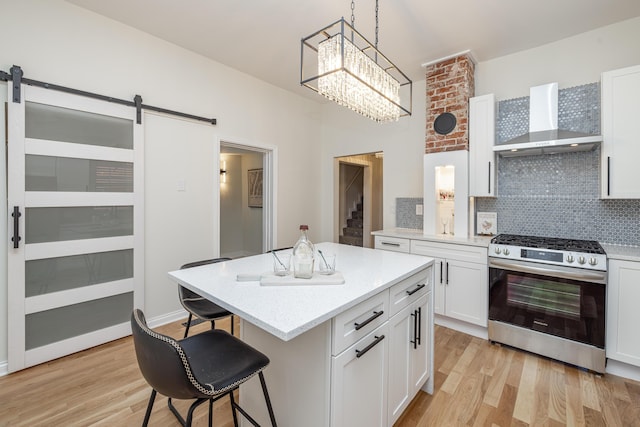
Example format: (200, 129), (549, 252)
(301, 18), (412, 123)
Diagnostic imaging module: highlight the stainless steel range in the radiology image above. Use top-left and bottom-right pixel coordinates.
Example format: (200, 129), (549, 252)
(488, 234), (607, 373)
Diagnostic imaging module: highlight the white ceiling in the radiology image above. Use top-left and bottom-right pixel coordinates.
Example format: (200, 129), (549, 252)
(66, 0), (640, 101)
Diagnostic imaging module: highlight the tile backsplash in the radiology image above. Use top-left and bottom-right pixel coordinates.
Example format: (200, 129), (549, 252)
(399, 82), (640, 246)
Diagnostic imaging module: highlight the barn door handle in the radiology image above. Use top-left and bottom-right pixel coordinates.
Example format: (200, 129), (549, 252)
(11, 206), (22, 248)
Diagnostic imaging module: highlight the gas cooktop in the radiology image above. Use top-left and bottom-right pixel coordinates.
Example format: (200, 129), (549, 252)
(490, 234), (606, 254)
(489, 234), (607, 271)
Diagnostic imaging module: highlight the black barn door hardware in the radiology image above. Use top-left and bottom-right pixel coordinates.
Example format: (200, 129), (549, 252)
(1, 65), (216, 126)
(11, 206), (21, 248)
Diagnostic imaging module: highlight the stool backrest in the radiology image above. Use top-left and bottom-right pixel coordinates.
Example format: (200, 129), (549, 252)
(131, 309), (202, 399)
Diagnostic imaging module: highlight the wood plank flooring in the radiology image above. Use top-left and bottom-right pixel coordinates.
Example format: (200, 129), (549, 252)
(1, 320), (638, 426)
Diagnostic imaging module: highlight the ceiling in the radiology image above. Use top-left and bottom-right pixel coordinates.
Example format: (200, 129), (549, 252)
(66, 0), (640, 101)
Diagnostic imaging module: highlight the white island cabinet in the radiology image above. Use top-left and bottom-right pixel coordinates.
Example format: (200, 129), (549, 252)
(169, 243), (434, 427)
(606, 259), (640, 367)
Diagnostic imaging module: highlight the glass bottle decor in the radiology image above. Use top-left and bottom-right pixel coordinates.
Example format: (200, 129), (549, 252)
(293, 225), (315, 279)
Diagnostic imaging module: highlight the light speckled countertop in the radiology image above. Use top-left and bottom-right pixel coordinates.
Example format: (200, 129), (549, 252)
(601, 244), (640, 262)
(373, 229), (640, 263)
(372, 228), (493, 248)
(169, 242), (433, 341)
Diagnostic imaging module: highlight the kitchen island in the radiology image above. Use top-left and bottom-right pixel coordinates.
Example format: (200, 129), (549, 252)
(169, 242), (434, 427)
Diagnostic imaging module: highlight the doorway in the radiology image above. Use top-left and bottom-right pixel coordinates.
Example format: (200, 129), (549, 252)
(219, 141), (275, 258)
(335, 152), (383, 248)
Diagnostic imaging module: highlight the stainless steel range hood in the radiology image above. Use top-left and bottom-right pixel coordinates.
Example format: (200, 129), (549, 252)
(493, 83), (601, 157)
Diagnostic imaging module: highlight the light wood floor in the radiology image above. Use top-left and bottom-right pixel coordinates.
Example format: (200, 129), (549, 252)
(1, 320), (639, 426)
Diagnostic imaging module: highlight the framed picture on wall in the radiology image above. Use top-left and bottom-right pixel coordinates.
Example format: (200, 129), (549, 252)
(248, 168), (263, 208)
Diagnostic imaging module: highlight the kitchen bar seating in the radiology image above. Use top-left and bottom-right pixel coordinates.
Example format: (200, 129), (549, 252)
(131, 309), (277, 427)
(179, 258), (234, 337)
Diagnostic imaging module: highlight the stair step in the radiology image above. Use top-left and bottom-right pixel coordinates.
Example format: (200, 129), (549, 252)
(343, 227), (363, 237)
(339, 235), (363, 246)
(351, 210), (363, 219)
(347, 218), (363, 228)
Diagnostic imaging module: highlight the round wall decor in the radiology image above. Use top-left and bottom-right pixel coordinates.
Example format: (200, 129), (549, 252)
(433, 112), (457, 135)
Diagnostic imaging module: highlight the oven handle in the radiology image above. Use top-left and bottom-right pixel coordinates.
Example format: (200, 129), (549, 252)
(488, 258), (607, 284)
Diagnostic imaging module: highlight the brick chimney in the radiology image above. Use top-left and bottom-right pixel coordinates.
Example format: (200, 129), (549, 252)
(425, 54), (475, 154)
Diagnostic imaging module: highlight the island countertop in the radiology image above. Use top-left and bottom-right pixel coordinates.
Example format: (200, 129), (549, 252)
(168, 242), (433, 341)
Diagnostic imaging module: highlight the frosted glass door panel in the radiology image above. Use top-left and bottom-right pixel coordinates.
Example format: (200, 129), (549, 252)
(25, 102), (133, 149)
(26, 155), (134, 192)
(25, 292), (133, 350)
(26, 206), (133, 244)
(26, 249), (133, 297)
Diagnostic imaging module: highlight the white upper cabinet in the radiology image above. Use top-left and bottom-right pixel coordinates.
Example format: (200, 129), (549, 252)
(469, 94), (496, 197)
(601, 65), (640, 198)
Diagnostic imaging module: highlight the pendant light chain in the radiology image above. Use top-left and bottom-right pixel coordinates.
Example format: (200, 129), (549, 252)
(375, 0), (379, 49)
(350, 0), (355, 29)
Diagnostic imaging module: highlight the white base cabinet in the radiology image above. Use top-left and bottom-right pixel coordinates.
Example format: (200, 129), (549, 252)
(411, 240), (488, 327)
(606, 259), (640, 367)
(331, 322), (389, 427)
(240, 266), (433, 427)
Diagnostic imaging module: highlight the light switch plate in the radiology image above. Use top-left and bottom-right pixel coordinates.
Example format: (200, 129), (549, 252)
(177, 179), (186, 191)
(416, 204), (423, 215)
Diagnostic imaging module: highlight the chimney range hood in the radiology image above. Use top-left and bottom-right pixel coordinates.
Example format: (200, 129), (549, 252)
(493, 82), (601, 157)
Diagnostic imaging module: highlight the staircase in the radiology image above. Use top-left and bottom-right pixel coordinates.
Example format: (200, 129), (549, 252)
(339, 197), (364, 247)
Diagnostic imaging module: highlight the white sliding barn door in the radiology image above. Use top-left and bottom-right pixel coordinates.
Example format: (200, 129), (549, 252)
(7, 85), (144, 372)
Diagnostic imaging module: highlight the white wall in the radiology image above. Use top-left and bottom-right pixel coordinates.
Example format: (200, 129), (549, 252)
(0, 0), (322, 366)
(320, 79), (428, 234)
(475, 16), (640, 100)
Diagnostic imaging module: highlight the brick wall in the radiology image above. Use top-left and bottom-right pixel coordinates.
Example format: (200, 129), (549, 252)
(425, 54), (475, 154)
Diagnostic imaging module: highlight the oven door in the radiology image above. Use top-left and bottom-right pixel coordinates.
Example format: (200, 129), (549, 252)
(488, 258), (606, 348)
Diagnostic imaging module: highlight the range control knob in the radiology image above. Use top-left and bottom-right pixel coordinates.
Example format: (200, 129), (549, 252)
(566, 255), (575, 263)
(589, 257), (598, 266)
(503, 248), (510, 256)
(578, 256), (586, 265)
(494, 247), (501, 255)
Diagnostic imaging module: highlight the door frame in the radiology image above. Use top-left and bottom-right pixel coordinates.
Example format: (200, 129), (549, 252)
(216, 138), (277, 254)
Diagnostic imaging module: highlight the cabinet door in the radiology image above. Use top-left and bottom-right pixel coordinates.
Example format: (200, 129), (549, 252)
(601, 65), (640, 198)
(331, 322), (389, 427)
(445, 260), (488, 326)
(411, 294), (430, 392)
(606, 260), (640, 366)
(387, 294), (430, 426)
(469, 94), (496, 197)
(433, 258), (446, 316)
(387, 304), (413, 425)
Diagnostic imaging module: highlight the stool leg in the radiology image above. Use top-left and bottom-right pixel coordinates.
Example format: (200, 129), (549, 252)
(229, 391), (239, 427)
(231, 315), (235, 335)
(184, 313), (193, 338)
(259, 372), (278, 427)
(142, 389), (156, 427)
(208, 398), (213, 427)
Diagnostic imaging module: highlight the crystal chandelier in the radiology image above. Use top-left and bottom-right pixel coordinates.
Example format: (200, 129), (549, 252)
(300, 0), (412, 123)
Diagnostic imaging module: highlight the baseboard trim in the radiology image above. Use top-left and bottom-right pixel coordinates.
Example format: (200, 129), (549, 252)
(435, 315), (488, 340)
(0, 360), (7, 377)
(606, 359), (640, 382)
(146, 309), (188, 329)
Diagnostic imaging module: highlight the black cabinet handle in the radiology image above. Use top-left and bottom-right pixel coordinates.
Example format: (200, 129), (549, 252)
(406, 283), (426, 296)
(356, 335), (385, 358)
(11, 206), (22, 249)
(416, 306), (422, 346)
(446, 262), (449, 284)
(354, 310), (384, 331)
(488, 161), (491, 194)
(410, 310), (418, 349)
(381, 241), (400, 247)
(607, 156), (611, 196)
(439, 261), (443, 284)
